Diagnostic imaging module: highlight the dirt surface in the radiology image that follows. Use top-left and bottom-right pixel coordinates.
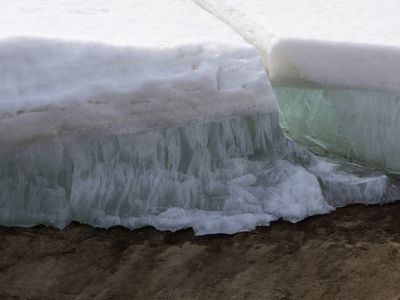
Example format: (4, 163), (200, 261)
(1, 203), (400, 300)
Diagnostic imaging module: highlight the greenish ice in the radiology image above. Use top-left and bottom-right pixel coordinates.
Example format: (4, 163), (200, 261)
(275, 86), (400, 174)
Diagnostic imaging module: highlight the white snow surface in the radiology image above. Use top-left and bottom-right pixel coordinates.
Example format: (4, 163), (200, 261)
(0, 0), (275, 143)
(195, 0), (400, 91)
(0, 0), (246, 47)
(204, 0), (400, 46)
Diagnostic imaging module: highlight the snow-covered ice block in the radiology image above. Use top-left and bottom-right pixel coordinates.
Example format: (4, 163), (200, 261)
(196, 0), (400, 172)
(0, 0), (323, 234)
(1, 0), (399, 234)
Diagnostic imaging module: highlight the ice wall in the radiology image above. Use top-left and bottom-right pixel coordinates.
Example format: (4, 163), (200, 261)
(2, 111), (397, 235)
(1, 0), (399, 235)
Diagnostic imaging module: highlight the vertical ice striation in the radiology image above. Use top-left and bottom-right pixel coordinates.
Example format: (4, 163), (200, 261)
(1, 113), (286, 231)
(0, 111), (331, 234)
(2, 110), (397, 235)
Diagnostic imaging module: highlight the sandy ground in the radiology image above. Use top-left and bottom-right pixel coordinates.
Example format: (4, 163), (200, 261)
(1, 203), (400, 300)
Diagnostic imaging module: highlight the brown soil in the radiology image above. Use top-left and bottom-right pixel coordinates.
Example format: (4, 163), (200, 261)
(1, 203), (400, 300)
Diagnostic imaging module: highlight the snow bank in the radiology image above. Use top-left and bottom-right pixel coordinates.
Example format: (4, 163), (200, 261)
(1, 0), (399, 234)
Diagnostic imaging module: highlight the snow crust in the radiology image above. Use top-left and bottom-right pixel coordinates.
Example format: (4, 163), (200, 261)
(1, 0), (399, 234)
(195, 0), (400, 91)
(0, 0), (274, 144)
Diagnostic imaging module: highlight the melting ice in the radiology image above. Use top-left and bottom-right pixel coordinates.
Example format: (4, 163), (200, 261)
(1, 0), (399, 235)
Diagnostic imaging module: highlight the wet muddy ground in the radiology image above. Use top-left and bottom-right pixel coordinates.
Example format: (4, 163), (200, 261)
(1, 203), (400, 299)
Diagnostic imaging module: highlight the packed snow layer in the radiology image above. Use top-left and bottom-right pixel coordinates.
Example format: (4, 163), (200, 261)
(1, 0), (399, 234)
(0, 0), (275, 144)
(195, 0), (400, 91)
(0, 38), (274, 145)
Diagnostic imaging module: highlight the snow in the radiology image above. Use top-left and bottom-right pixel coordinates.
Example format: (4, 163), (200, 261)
(200, 0), (400, 46)
(1, 0), (399, 235)
(0, 0), (275, 144)
(195, 0), (400, 91)
(0, 0), (244, 47)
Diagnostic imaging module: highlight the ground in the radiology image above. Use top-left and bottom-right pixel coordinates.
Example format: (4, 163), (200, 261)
(1, 203), (400, 300)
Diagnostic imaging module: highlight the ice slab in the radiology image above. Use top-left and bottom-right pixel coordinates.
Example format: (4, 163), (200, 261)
(0, 0), (301, 235)
(1, 0), (399, 235)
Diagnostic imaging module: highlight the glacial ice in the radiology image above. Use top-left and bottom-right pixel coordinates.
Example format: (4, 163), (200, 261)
(1, 0), (400, 235)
